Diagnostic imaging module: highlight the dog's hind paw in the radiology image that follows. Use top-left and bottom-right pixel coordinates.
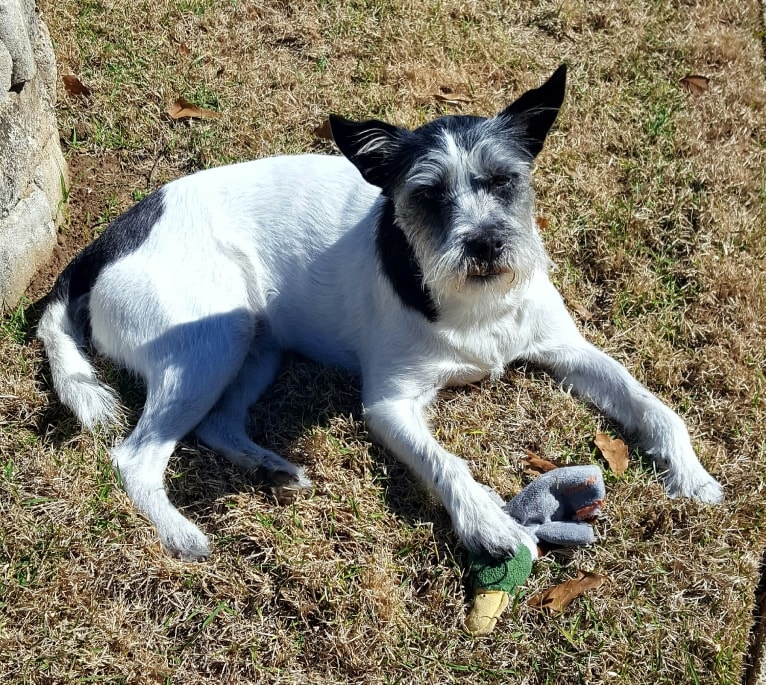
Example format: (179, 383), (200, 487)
(266, 466), (313, 506)
(159, 521), (211, 562)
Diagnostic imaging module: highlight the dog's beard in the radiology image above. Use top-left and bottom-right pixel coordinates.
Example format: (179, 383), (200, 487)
(394, 192), (549, 305)
(463, 259), (512, 279)
(420, 248), (517, 302)
(418, 235), (546, 303)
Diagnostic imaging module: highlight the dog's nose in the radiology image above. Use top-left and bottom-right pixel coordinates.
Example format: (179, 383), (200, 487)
(464, 235), (506, 263)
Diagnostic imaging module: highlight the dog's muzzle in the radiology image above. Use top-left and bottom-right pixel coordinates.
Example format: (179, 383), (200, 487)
(463, 234), (511, 278)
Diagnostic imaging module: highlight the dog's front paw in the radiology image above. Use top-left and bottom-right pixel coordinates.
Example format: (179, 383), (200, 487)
(643, 416), (723, 505)
(453, 492), (538, 560)
(663, 467), (724, 505)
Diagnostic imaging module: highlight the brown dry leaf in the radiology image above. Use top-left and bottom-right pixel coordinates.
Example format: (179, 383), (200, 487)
(528, 570), (607, 614)
(167, 98), (220, 121)
(535, 216), (550, 230)
(679, 74), (709, 96)
(594, 433), (629, 475)
(62, 74), (92, 98)
(522, 449), (559, 476)
(314, 118), (334, 141)
(571, 300), (593, 322)
(178, 42), (191, 55)
(432, 87), (474, 108)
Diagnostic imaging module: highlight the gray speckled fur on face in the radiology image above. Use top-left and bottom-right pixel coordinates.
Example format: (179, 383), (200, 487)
(389, 115), (550, 301)
(331, 66), (568, 314)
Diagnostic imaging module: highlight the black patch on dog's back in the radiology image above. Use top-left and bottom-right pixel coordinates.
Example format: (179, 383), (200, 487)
(375, 198), (439, 322)
(50, 188), (166, 306)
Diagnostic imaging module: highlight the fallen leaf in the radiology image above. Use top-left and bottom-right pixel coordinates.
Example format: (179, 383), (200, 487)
(594, 433), (629, 475)
(432, 87), (474, 108)
(314, 118), (334, 141)
(178, 42), (191, 55)
(166, 98), (220, 121)
(679, 74), (709, 96)
(522, 449), (559, 476)
(571, 300), (593, 322)
(535, 216), (550, 230)
(62, 74), (92, 98)
(527, 570), (606, 614)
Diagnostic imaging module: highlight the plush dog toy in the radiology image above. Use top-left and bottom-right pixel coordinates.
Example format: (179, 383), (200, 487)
(465, 465), (605, 635)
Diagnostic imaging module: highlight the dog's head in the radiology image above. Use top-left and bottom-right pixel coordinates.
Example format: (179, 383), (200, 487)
(330, 64), (566, 305)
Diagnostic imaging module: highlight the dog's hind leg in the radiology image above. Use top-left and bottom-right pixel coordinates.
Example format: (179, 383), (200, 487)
(110, 314), (255, 561)
(113, 381), (232, 561)
(194, 344), (313, 504)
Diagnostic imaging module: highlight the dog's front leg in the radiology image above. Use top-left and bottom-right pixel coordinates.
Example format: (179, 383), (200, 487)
(527, 302), (723, 503)
(364, 394), (538, 558)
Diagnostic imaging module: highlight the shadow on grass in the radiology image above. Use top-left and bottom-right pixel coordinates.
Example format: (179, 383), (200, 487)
(25, 290), (647, 574)
(167, 353), (452, 547)
(25, 290), (450, 554)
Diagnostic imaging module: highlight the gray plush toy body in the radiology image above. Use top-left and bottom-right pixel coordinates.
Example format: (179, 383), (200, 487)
(504, 464), (605, 547)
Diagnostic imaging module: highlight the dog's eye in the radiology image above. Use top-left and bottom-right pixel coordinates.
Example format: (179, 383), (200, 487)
(488, 174), (517, 191)
(416, 186), (442, 203)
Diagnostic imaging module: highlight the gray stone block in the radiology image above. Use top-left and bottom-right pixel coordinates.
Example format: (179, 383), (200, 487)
(0, 186), (56, 310)
(0, 0), (37, 86)
(0, 0), (67, 312)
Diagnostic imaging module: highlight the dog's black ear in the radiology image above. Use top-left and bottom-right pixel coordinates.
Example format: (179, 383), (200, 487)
(499, 63), (567, 158)
(329, 115), (404, 187)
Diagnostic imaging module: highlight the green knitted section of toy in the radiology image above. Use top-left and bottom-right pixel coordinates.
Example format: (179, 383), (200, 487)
(469, 545), (533, 593)
(464, 546), (534, 635)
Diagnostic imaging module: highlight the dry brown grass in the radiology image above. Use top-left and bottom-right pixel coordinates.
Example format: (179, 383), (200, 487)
(2, 0), (765, 682)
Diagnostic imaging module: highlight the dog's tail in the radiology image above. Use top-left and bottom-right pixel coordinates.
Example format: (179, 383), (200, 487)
(37, 263), (121, 430)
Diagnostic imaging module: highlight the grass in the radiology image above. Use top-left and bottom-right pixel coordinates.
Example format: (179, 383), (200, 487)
(1, 0), (765, 682)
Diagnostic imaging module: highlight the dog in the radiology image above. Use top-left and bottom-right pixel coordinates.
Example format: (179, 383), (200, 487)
(37, 64), (723, 562)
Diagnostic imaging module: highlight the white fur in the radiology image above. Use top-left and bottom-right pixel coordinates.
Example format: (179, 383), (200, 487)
(38, 152), (722, 561)
(36, 299), (121, 429)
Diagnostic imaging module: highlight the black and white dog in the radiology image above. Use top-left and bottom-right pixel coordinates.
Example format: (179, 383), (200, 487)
(38, 65), (722, 561)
